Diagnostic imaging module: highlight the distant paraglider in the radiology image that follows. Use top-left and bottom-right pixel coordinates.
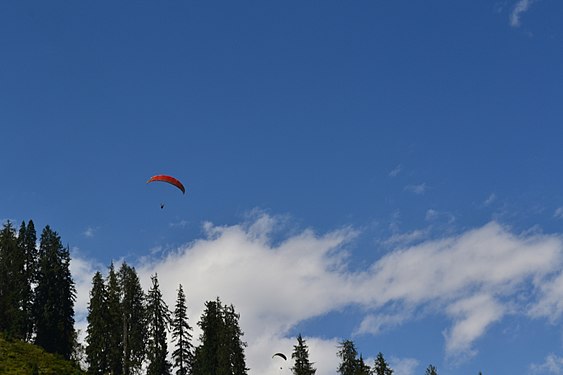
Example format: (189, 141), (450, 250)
(147, 174), (186, 209)
(147, 174), (186, 194)
(272, 353), (287, 361)
(272, 352), (287, 370)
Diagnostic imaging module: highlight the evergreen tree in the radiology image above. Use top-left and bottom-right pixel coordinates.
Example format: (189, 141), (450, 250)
(106, 263), (123, 375)
(291, 334), (316, 375)
(172, 284), (193, 375)
(371, 352), (393, 375)
(192, 297), (248, 375)
(425, 365), (438, 375)
(86, 271), (110, 374)
(34, 225), (76, 359)
(0, 221), (26, 339)
(221, 303), (248, 375)
(119, 263), (146, 375)
(357, 355), (371, 375)
(17, 220), (37, 341)
(192, 298), (224, 375)
(337, 339), (359, 375)
(146, 274), (172, 375)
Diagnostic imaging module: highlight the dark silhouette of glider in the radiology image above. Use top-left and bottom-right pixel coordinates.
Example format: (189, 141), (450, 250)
(147, 175), (186, 194)
(272, 353), (287, 361)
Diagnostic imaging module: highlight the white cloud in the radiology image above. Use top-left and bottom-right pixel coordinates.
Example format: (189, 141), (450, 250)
(356, 311), (412, 335)
(530, 354), (563, 374)
(383, 229), (427, 247)
(389, 357), (419, 375)
(443, 294), (504, 359)
(554, 207), (563, 219)
(510, 0), (537, 27)
(405, 183), (427, 195)
(71, 215), (563, 373)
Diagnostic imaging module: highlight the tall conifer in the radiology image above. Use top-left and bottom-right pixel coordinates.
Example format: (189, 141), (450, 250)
(106, 263), (123, 375)
(0, 221), (26, 339)
(146, 274), (172, 375)
(291, 334), (316, 375)
(34, 225), (76, 359)
(371, 352), (393, 375)
(119, 263), (146, 375)
(86, 271), (110, 374)
(172, 284), (193, 375)
(337, 339), (359, 375)
(17, 220), (37, 341)
(222, 303), (248, 375)
(192, 297), (248, 375)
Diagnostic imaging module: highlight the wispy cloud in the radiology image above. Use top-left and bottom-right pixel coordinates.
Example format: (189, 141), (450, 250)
(530, 354), (563, 374)
(483, 193), (497, 207)
(389, 164), (402, 178)
(405, 183), (427, 195)
(389, 357), (419, 375)
(383, 229), (427, 247)
(71, 214), (563, 373)
(82, 226), (97, 238)
(554, 207), (563, 219)
(425, 209), (455, 224)
(510, 0), (537, 27)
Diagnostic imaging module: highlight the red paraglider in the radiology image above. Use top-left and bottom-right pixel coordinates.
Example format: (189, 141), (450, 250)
(147, 175), (186, 194)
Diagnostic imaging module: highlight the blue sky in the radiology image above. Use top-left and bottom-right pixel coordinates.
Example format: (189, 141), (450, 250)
(1, 1), (563, 373)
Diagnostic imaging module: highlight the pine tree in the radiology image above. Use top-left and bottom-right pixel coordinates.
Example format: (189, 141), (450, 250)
(337, 339), (359, 375)
(425, 364), (438, 375)
(17, 220), (37, 342)
(357, 355), (371, 375)
(221, 303), (248, 375)
(146, 274), (172, 375)
(371, 352), (393, 375)
(0, 221), (26, 339)
(86, 271), (110, 374)
(119, 263), (146, 375)
(106, 263), (123, 375)
(291, 334), (316, 375)
(34, 225), (76, 359)
(192, 297), (248, 375)
(172, 284), (193, 375)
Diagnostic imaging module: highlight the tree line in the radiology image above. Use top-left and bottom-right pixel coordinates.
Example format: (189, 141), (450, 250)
(0, 219), (483, 374)
(84, 263), (249, 375)
(0, 220), (76, 360)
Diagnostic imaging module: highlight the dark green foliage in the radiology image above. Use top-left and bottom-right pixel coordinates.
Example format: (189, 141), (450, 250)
(221, 303), (248, 375)
(372, 352), (393, 375)
(0, 221), (27, 339)
(193, 299), (223, 375)
(0, 332), (86, 375)
(337, 339), (359, 375)
(119, 263), (146, 375)
(291, 334), (316, 375)
(192, 297), (248, 375)
(146, 274), (172, 375)
(356, 355), (371, 375)
(17, 220), (37, 342)
(337, 340), (371, 375)
(425, 364), (438, 375)
(34, 226), (76, 359)
(106, 263), (123, 375)
(85, 272), (110, 374)
(172, 284), (193, 375)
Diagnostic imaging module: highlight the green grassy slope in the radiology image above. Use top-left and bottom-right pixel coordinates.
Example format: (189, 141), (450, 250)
(0, 334), (86, 375)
